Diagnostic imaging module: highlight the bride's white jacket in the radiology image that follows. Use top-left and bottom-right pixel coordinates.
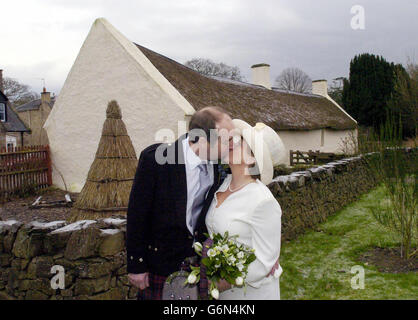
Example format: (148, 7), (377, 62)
(205, 174), (283, 299)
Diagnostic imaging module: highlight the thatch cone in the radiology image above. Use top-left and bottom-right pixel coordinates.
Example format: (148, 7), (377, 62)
(68, 100), (138, 222)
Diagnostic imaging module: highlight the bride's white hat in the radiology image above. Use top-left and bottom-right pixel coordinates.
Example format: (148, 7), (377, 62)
(232, 119), (287, 185)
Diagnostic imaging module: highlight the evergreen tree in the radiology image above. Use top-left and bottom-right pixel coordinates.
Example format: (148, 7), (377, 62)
(342, 53), (397, 131)
(387, 63), (417, 138)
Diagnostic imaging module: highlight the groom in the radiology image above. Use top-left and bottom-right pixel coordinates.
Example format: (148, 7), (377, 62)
(126, 106), (234, 299)
(126, 106), (278, 299)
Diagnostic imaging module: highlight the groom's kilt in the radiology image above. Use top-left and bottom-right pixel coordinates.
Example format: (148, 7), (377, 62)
(137, 253), (210, 300)
(136, 273), (167, 300)
(136, 273), (209, 300)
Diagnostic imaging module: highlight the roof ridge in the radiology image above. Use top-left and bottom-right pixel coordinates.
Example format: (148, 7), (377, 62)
(134, 42), (211, 78)
(15, 98), (41, 111)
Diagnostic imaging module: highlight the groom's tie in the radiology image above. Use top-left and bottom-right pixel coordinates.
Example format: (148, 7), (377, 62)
(190, 163), (210, 233)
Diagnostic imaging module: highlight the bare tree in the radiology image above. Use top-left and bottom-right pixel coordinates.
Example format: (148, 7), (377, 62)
(185, 58), (245, 81)
(274, 67), (312, 93)
(3, 77), (40, 106)
(328, 77), (346, 105)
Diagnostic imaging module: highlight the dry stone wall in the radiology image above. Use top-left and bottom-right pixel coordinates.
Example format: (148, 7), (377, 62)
(270, 154), (377, 240)
(270, 148), (415, 240)
(0, 218), (136, 300)
(1, 149), (415, 300)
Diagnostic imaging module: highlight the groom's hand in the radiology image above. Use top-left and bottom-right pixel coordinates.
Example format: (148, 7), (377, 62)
(128, 272), (149, 290)
(268, 259), (279, 277)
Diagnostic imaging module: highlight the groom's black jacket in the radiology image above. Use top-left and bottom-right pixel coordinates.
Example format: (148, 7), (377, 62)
(126, 134), (222, 276)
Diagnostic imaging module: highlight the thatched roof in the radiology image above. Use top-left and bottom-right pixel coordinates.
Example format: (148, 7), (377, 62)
(135, 44), (357, 131)
(68, 100), (138, 222)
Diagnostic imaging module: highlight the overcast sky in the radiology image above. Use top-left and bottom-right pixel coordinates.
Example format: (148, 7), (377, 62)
(1, 0), (417, 96)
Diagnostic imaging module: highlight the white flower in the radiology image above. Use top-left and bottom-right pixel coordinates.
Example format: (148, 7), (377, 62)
(228, 256), (236, 263)
(237, 263), (244, 272)
(237, 251), (244, 259)
(235, 277), (244, 286)
(193, 242), (202, 253)
(221, 244), (229, 252)
(187, 273), (197, 284)
(211, 288), (219, 299)
(214, 264), (221, 268)
(207, 249), (216, 258)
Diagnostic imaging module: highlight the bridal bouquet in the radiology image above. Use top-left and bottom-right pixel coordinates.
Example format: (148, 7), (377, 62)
(186, 231), (256, 299)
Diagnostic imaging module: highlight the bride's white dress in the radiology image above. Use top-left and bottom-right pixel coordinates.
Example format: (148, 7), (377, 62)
(205, 174), (283, 300)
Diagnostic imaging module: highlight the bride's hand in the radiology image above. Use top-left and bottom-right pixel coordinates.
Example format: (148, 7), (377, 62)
(208, 279), (231, 292)
(268, 258), (280, 277)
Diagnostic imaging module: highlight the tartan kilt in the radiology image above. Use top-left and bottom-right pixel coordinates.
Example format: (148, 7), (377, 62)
(198, 237), (214, 300)
(136, 273), (211, 300)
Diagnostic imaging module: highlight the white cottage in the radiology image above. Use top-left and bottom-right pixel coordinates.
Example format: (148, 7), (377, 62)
(44, 18), (358, 192)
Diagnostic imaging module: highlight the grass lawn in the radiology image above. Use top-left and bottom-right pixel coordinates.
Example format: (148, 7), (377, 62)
(279, 183), (417, 300)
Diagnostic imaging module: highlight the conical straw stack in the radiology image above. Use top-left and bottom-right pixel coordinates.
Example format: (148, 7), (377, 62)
(68, 100), (138, 222)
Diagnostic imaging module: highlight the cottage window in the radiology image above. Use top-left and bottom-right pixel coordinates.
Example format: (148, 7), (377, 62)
(0, 103), (5, 121)
(6, 135), (17, 150)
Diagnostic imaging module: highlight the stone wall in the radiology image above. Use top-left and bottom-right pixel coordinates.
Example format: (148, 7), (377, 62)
(0, 149), (415, 300)
(18, 100), (51, 146)
(270, 147), (415, 240)
(270, 154), (378, 240)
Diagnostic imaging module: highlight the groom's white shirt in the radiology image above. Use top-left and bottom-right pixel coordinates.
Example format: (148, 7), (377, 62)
(182, 136), (214, 234)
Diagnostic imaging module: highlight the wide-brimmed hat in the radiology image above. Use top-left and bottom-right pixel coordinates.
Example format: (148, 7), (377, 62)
(232, 119), (287, 185)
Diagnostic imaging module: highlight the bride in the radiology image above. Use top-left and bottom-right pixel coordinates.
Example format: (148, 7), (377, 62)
(205, 119), (285, 300)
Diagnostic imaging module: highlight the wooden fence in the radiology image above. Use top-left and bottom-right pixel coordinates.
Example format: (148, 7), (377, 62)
(290, 149), (346, 166)
(0, 145), (52, 200)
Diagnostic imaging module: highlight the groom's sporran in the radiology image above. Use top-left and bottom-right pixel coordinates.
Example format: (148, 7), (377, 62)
(162, 257), (199, 300)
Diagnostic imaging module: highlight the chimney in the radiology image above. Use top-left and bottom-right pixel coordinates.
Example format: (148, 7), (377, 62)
(41, 87), (51, 104)
(251, 63), (271, 89)
(0, 70), (3, 93)
(312, 79), (328, 97)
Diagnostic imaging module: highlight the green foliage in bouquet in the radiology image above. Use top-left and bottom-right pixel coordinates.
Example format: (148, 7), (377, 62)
(188, 231), (256, 299)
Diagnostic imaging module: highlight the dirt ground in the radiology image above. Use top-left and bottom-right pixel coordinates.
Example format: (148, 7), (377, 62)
(402, 136), (418, 148)
(359, 246), (417, 273)
(0, 187), (79, 223)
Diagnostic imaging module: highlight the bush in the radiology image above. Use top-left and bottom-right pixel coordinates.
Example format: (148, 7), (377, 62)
(363, 112), (417, 259)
